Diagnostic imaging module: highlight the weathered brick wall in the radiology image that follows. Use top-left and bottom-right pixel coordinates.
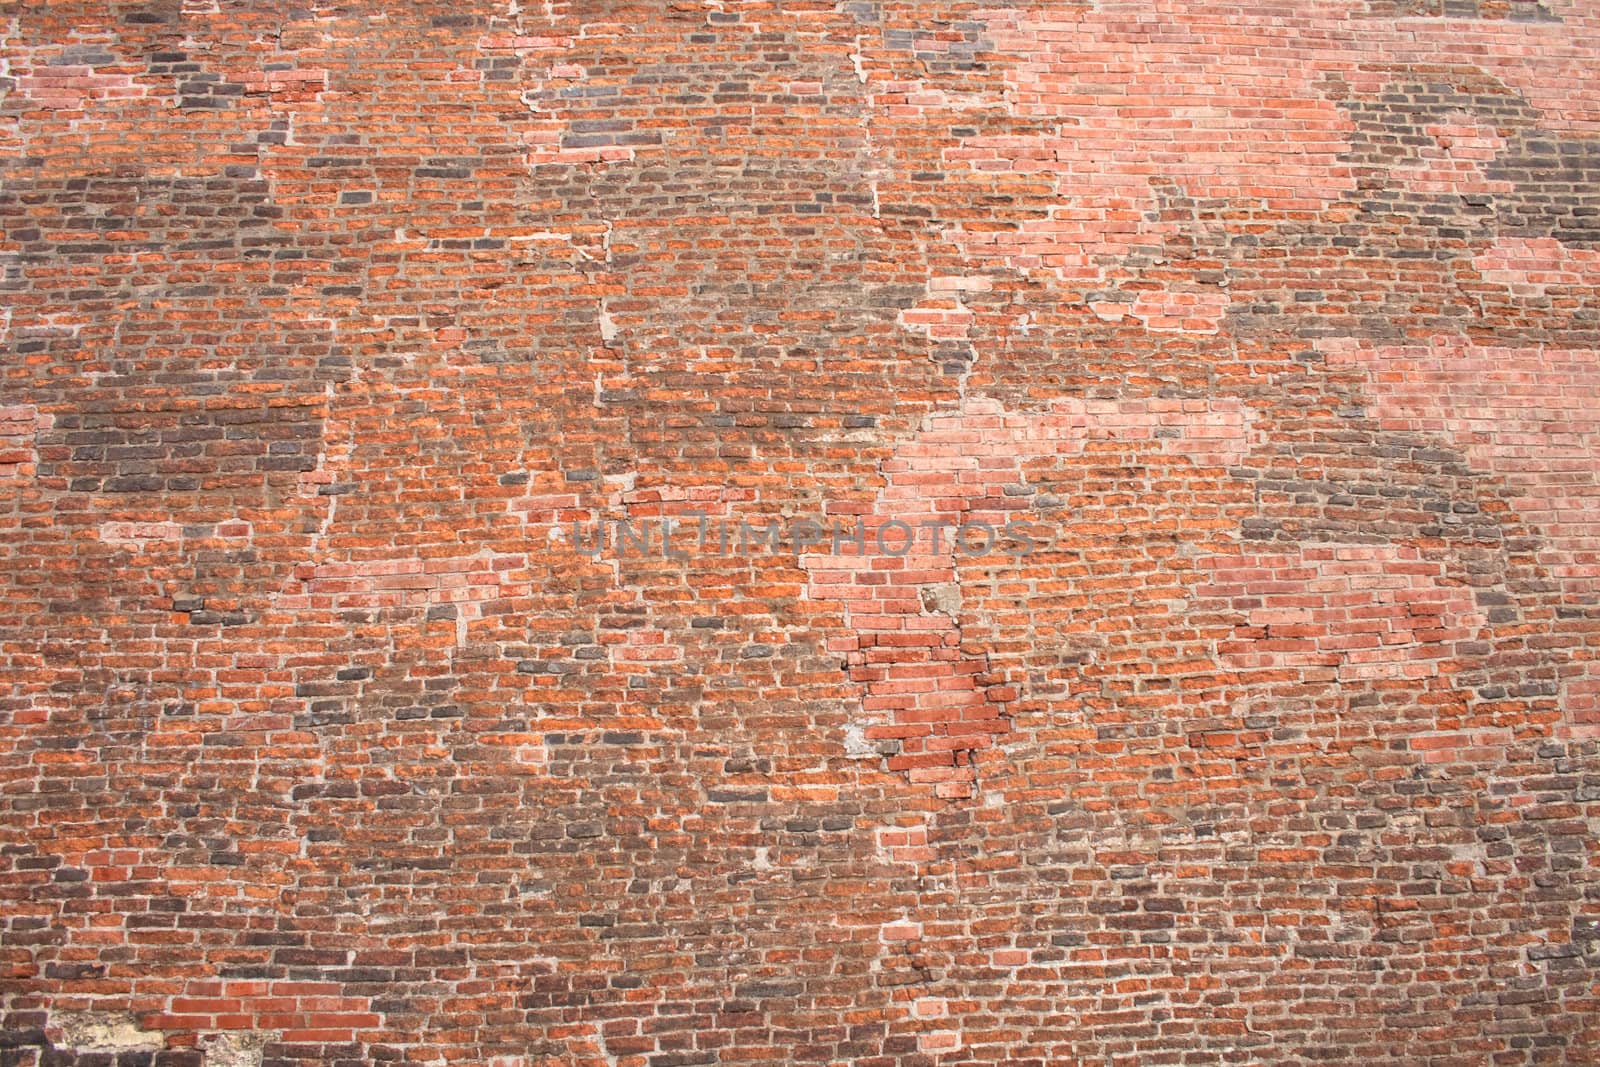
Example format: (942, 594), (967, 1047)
(3, 1), (1599, 1064)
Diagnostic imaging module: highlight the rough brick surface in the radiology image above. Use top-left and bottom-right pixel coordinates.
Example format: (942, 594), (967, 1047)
(3, 1), (1600, 1064)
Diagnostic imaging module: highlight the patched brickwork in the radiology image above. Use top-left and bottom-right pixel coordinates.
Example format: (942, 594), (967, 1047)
(3, 1), (1600, 1064)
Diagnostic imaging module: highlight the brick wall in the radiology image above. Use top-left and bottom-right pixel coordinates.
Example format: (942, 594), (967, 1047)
(2, 1), (1598, 1064)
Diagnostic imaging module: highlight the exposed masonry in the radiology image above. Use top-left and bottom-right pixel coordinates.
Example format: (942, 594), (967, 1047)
(804, 396), (1257, 799)
(3, 0), (1600, 1065)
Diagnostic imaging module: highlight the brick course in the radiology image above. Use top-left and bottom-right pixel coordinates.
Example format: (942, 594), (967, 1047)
(3, 1), (1599, 1064)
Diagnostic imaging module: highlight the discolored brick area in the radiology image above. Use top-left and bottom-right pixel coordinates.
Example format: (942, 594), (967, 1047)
(3, 2), (1599, 1064)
